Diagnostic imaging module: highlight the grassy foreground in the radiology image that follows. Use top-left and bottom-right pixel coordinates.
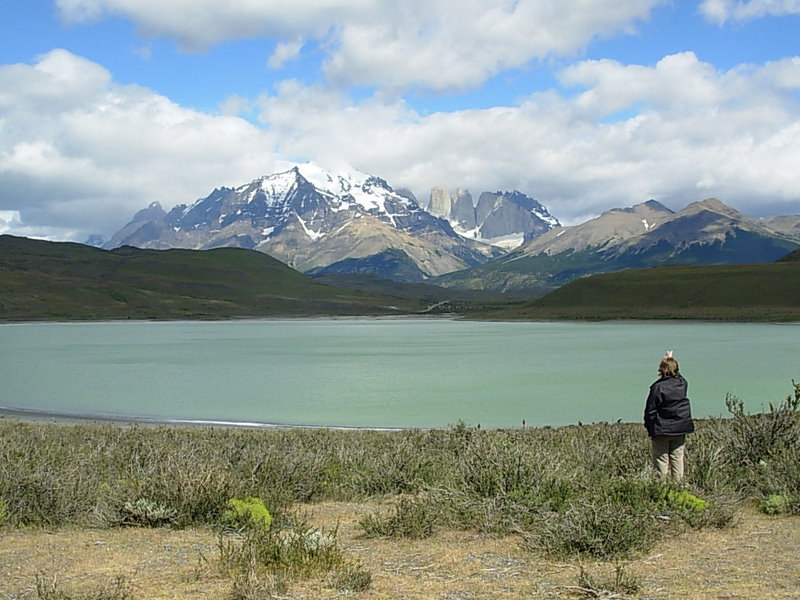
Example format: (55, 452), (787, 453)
(1, 383), (798, 599)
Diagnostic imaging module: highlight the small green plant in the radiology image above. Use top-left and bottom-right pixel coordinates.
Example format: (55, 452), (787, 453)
(665, 490), (708, 513)
(222, 497), (272, 532)
(118, 498), (177, 528)
(0, 496), (8, 526)
(759, 493), (791, 515)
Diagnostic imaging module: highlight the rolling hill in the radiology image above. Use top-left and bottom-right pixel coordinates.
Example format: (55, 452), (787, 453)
(0, 235), (426, 320)
(477, 260), (800, 321)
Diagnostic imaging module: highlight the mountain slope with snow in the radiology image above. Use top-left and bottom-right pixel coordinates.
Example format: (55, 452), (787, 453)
(432, 198), (800, 293)
(106, 164), (504, 281)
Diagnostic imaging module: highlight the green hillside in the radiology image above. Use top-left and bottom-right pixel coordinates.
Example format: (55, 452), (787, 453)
(477, 261), (800, 321)
(0, 235), (424, 320)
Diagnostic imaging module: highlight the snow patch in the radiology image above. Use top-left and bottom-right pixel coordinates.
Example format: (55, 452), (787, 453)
(295, 213), (323, 241)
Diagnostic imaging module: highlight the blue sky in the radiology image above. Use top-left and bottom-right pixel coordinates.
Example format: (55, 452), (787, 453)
(1, 0), (799, 241)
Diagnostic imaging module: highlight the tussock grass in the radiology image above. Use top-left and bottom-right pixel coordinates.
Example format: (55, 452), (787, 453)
(2, 382), (798, 568)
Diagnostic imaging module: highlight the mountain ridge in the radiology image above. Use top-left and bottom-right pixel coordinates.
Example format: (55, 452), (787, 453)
(433, 197), (800, 292)
(105, 164), (508, 282)
(104, 164), (799, 292)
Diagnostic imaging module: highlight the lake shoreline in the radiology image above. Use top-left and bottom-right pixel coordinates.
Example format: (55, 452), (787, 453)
(0, 405), (408, 431)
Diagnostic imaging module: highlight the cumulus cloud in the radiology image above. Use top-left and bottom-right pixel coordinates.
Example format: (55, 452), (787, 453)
(257, 52), (800, 222)
(700, 0), (800, 25)
(267, 38), (305, 69)
(0, 49), (276, 240)
(56, 0), (666, 92)
(2, 49), (800, 242)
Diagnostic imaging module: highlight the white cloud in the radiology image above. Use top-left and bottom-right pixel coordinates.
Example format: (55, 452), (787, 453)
(56, 0), (666, 92)
(257, 52), (800, 222)
(0, 50), (277, 240)
(268, 38), (305, 69)
(2, 49), (800, 243)
(700, 0), (800, 25)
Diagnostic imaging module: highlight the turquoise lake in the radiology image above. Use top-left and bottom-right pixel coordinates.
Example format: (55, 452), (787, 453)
(1, 319), (797, 429)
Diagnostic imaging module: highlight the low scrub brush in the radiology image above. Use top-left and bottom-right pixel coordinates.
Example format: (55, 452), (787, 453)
(221, 497), (272, 532)
(358, 496), (442, 539)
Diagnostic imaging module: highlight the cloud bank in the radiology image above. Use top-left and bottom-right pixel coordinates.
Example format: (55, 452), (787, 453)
(1, 2), (798, 241)
(699, 0), (800, 25)
(56, 0), (665, 92)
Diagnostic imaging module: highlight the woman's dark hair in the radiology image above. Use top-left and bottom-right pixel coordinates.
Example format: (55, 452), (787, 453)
(658, 356), (680, 378)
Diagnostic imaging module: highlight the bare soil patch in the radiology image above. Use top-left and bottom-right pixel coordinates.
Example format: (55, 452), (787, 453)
(2, 502), (798, 599)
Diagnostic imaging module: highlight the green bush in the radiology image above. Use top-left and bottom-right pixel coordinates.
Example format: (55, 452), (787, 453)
(665, 490), (708, 512)
(222, 497), (272, 532)
(0, 496), (7, 526)
(759, 493), (791, 515)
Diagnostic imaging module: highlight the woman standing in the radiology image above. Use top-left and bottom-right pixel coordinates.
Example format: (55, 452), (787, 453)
(644, 351), (695, 479)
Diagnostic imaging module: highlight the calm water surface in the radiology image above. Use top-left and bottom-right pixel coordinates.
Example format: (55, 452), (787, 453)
(1, 319), (797, 429)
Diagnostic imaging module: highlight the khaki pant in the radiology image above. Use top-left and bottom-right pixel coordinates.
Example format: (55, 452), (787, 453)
(651, 435), (686, 480)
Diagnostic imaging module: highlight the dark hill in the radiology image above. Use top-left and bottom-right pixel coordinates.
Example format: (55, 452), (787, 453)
(477, 261), (800, 321)
(0, 235), (423, 320)
(777, 248), (800, 262)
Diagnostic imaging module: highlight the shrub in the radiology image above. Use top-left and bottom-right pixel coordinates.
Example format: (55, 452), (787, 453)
(665, 490), (708, 513)
(575, 563), (642, 598)
(0, 496), (7, 526)
(222, 497), (272, 532)
(525, 497), (662, 560)
(330, 563), (373, 593)
(722, 382), (800, 468)
(219, 518), (345, 582)
(229, 556), (287, 600)
(358, 496), (442, 539)
(116, 498), (177, 528)
(759, 493), (791, 515)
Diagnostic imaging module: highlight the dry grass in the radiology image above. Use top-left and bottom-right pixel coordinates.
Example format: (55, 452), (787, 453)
(2, 502), (798, 600)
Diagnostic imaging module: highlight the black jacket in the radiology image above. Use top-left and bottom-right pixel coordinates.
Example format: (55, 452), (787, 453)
(644, 375), (694, 437)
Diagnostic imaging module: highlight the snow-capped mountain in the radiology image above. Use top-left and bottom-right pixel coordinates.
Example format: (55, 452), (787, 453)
(433, 197), (800, 292)
(105, 164), (504, 281)
(427, 188), (559, 249)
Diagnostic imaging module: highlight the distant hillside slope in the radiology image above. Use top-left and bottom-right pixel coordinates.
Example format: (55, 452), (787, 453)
(778, 248), (800, 262)
(478, 261), (800, 321)
(0, 235), (423, 320)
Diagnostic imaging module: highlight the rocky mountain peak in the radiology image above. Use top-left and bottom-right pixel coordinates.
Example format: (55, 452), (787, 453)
(427, 187), (558, 250)
(105, 163), (500, 281)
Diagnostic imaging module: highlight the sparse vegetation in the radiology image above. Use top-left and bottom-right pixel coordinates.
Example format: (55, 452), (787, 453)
(2, 382), (799, 597)
(34, 573), (133, 600)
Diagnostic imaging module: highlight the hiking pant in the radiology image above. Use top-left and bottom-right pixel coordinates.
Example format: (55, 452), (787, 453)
(651, 434), (686, 480)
